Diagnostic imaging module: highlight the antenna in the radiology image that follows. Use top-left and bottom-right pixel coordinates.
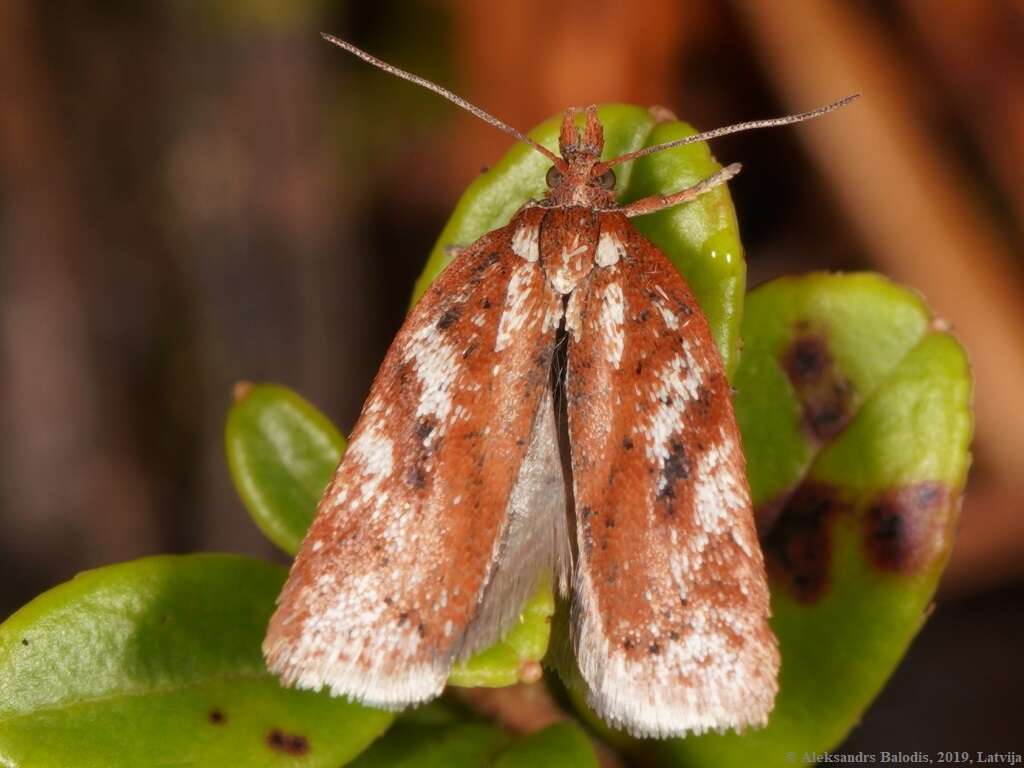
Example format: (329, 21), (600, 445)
(604, 94), (861, 168)
(321, 34), (560, 164)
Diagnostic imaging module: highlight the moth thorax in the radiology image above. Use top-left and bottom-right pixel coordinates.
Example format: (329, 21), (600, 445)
(539, 208), (600, 295)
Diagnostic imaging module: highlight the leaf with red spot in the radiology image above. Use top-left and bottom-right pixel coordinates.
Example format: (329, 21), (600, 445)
(649, 272), (973, 765)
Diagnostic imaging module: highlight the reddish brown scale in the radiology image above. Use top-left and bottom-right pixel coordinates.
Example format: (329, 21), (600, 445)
(265, 109), (778, 734)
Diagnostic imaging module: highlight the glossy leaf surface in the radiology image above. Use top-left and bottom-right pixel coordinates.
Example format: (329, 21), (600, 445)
(0, 555), (391, 767)
(226, 383), (346, 554)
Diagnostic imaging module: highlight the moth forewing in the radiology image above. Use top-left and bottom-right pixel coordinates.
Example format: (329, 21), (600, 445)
(564, 215), (779, 737)
(263, 215), (562, 707)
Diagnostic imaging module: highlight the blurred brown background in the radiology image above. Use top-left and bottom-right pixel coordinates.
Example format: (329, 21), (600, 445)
(1, 0), (1021, 754)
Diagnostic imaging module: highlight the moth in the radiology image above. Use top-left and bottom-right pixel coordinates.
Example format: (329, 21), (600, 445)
(264, 35), (856, 738)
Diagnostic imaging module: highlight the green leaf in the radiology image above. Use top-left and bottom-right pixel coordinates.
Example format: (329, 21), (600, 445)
(651, 273), (972, 766)
(350, 718), (599, 768)
(0, 555), (391, 767)
(412, 102), (745, 375)
(491, 723), (599, 768)
(733, 273), (936, 507)
(226, 382), (346, 555)
(348, 720), (510, 768)
(224, 384), (555, 690)
(448, 584), (554, 688)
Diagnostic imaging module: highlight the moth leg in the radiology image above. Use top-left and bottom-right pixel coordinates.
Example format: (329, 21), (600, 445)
(617, 162), (741, 218)
(444, 244), (466, 257)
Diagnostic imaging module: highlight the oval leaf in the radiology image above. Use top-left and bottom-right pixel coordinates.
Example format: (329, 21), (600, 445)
(226, 382), (346, 554)
(0, 555), (391, 767)
(224, 384), (555, 690)
(652, 273), (972, 766)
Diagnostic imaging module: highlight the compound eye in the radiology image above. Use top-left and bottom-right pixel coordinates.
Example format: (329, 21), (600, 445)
(594, 168), (616, 190)
(546, 165), (564, 187)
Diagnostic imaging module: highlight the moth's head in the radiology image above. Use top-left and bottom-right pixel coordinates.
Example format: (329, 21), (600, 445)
(545, 105), (616, 208)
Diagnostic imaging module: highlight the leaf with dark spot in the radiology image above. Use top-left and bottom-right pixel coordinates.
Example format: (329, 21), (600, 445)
(660, 273), (973, 767)
(0, 556), (391, 767)
(267, 728), (310, 756)
(863, 482), (949, 572)
(782, 332), (853, 440)
(762, 483), (849, 602)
